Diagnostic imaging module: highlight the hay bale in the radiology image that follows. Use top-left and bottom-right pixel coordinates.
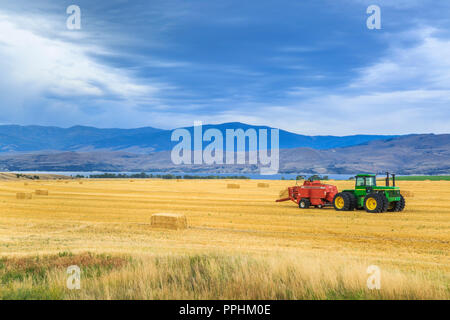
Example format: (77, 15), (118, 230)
(151, 213), (187, 230)
(257, 182), (269, 188)
(176, 179), (183, 182)
(65, 181), (69, 184)
(227, 183), (240, 189)
(16, 192), (32, 199)
(401, 190), (414, 198)
(24, 182), (29, 186)
(35, 189), (49, 196)
(278, 188), (289, 199)
(79, 181), (83, 184)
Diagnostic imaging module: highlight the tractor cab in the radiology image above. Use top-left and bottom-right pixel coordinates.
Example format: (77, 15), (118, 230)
(355, 174), (376, 188)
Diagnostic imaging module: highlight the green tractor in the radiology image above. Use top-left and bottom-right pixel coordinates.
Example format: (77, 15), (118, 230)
(333, 173), (405, 213)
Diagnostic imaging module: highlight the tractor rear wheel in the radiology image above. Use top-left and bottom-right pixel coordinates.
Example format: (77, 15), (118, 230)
(344, 192), (357, 210)
(299, 198), (310, 209)
(388, 195), (406, 212)
(364, 193), (387, 213)
(333, 192), (352, 211)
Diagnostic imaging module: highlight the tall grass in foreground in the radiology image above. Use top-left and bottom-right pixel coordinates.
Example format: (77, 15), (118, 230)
(1, 253), (448, 299)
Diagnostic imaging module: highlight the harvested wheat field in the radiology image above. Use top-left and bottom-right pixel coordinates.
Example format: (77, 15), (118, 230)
(0, 179), (448, 299)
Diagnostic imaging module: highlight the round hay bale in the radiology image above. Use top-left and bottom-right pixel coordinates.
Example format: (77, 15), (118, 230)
(227, 183), (240, 189)
(35, 189), (49, 196)
(151, 213), (188, 230)
(24, 182), (29, 186)
(16, 192), (32, 200)
(257, 182), (269, 188)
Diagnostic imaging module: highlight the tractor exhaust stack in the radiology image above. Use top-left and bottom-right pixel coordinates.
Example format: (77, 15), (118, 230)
(392, 174), (396, 187)
(386, 172), (390, 186)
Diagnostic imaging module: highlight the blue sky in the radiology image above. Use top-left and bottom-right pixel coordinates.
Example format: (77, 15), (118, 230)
(0, 0), (449, 134)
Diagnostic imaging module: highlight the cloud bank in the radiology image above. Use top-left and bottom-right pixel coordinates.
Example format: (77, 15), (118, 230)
(0, 1), (449, 134)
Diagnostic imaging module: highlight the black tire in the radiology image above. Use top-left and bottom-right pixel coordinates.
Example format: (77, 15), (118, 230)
(333, 192), (352, 211)
(388, 194), (406, 212)
(344, 192), (357, 211)
(364, 193), (386, 213)
(299, 198), (310, 209)
(380, 193), (389, 212)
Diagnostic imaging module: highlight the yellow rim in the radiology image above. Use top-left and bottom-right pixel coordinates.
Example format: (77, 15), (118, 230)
(335, 196), (345, 209)
(366, 197), (378, 210)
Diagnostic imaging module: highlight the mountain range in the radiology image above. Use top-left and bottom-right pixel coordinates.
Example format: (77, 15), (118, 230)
(0, 123), (396, 153)
(0, 123), (448, 175)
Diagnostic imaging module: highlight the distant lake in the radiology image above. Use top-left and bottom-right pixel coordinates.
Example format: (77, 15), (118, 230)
(12, 171), (354, 180)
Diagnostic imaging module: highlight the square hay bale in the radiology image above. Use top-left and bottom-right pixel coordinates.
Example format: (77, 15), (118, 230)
(278, 188), (289, 199)
(16, 192), (32, 200)
(401, 190), (414, 198)
(257, 182), (270, 188)
(151, 213), (187, 230)
(227, 183), (240, 189)
(35, 189), (49, 196)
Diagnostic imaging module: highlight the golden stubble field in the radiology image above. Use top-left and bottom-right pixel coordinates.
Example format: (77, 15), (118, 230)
(0, 178), (448, 299)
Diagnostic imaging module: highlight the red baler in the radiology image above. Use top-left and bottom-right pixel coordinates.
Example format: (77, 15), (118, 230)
(276, 180), (338, 209)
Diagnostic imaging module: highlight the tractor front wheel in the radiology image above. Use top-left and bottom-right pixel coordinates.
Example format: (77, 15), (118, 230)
(333, 192), (352, 211)
(364, 193), (388, 213)
(299, 198), (310, 209)
(388, 195), (406, 212)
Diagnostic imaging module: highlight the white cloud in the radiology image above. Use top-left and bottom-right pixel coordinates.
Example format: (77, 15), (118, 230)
(350, 28), (450, 91)
(263, 27), (450, 135)
(0, 10), (167, 124)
